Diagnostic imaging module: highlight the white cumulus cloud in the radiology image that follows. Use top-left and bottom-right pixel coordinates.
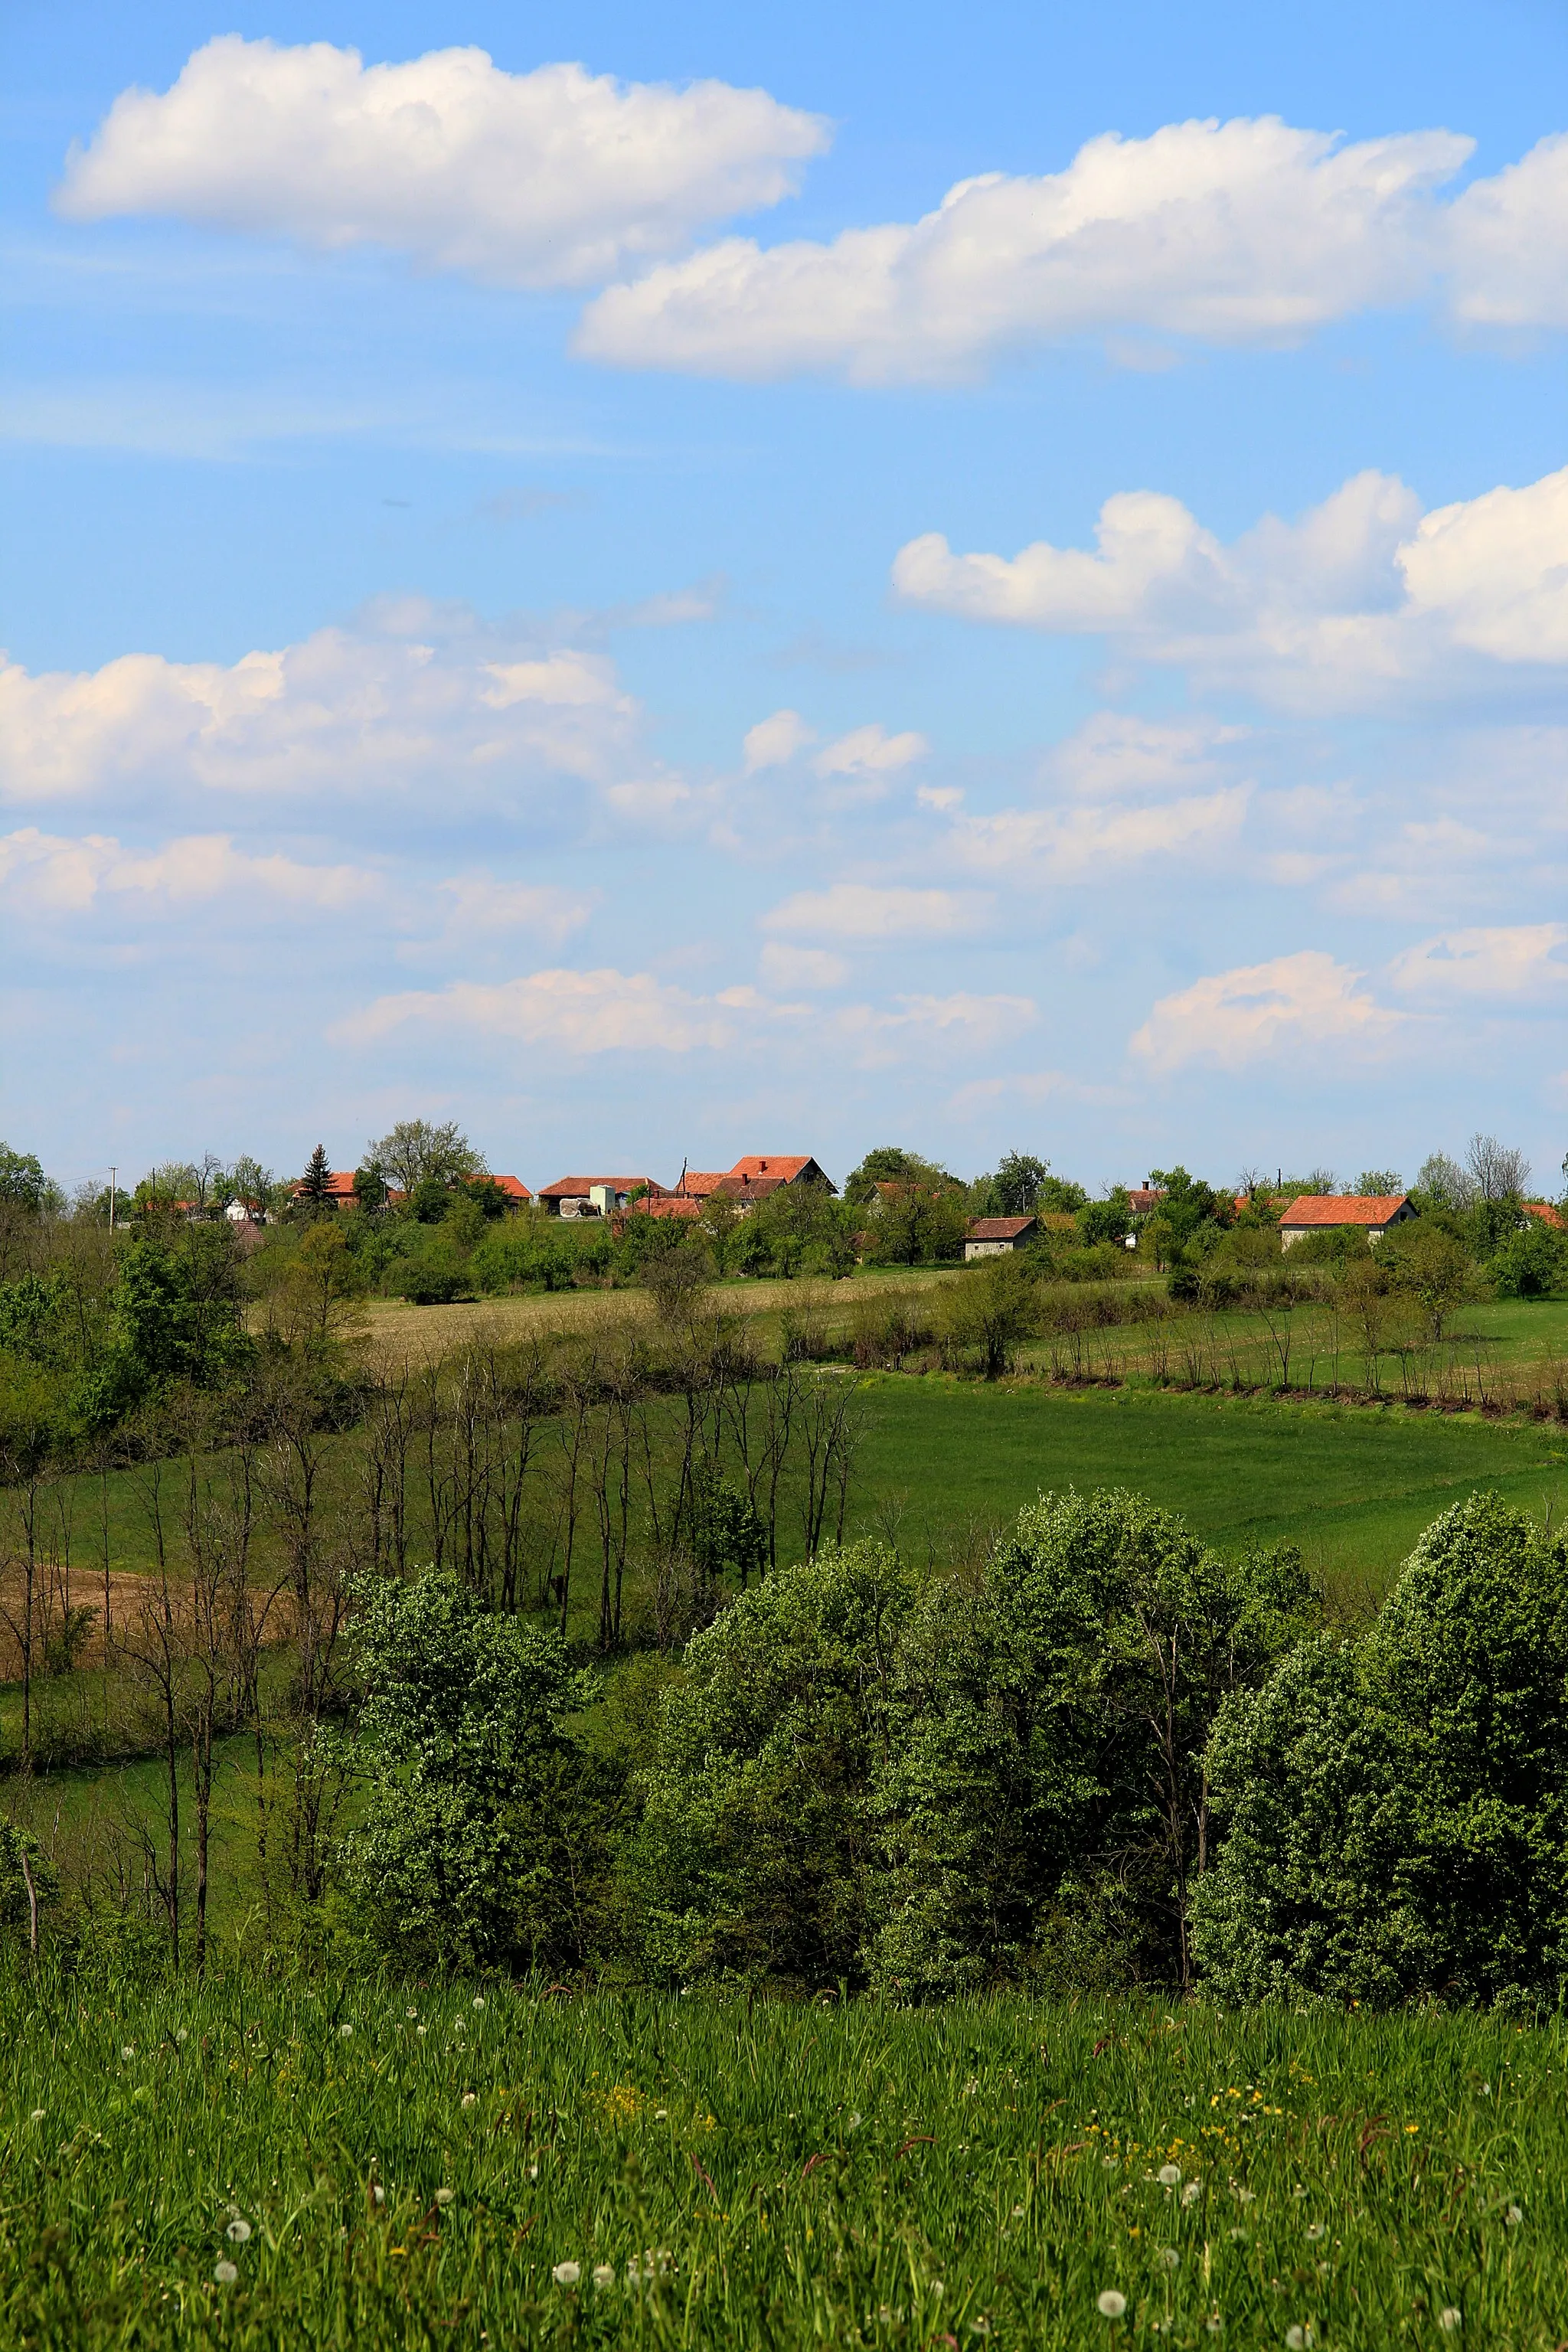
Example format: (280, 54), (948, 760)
(337, 965), (759, 1055)
(1387, 923), (1568, 997)
(57, 37), (829, 290)
(758, 942), (850, 991)
(952, 789), (1250, 881)
(578, 116), (1470, 380)
(763, 883), (990, 940)
(743, 708), (816, 773)
(0, 604), (650, 812)
(1130, 949), (1400, 1068)
(812, 724), (928, 778)
(0, 825), (374, 913)
(893, 463), (1568, 707)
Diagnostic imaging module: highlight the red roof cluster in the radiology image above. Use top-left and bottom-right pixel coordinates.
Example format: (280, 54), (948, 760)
(1280, 1193), (1410, 1228)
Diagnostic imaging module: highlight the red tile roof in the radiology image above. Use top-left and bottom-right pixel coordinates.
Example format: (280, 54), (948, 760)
(1128, 1187), (1166, 1215)
(485, 1174), (532, 1202)
(1280, 1194), (1410, 1228)
(672, 1171), (727, 1197)
(1525, 1200), (1565, 1230)
(726, 1155), (833, 1190)
(627, 1195), (704, 1221)
(967, 1215), (1037, 1241)
(539, 1175), (665, 1200)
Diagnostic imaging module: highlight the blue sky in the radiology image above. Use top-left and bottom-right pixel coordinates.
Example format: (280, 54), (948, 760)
(3, 0), (1567, 1197)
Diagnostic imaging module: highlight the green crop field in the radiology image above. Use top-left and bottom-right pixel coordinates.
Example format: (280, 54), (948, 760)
(2, 1975), (1562, 2349)
(844, 1378), (1568, 1599)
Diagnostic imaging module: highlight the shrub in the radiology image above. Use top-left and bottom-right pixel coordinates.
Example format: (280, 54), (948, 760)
(1488, 1222), (1565, 1299)
(391, 1226), (469, 1305)
(470, 1226), (574, 1295)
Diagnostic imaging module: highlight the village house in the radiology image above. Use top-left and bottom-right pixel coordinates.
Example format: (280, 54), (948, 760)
(1279, 1193), (1416, 1248)
(964, 1214), (1037, 1260)
(539, 1176), (665, 1219)
(620, 1155), (838, 1221)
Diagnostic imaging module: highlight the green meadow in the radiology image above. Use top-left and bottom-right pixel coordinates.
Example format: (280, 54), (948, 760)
(2, 1975), (1562, 2350)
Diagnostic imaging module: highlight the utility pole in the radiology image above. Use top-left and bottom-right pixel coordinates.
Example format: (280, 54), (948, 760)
(108, 1166), (116, 1231)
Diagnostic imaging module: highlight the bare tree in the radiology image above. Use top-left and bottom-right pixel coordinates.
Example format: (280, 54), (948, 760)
(1466, 1132), (1531, 1202)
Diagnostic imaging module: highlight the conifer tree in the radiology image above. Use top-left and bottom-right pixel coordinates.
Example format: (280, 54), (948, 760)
(299, 1144), (332, 1214)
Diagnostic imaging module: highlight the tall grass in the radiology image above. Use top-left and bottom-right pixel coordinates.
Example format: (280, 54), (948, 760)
(3, 1974), (1565, 2346)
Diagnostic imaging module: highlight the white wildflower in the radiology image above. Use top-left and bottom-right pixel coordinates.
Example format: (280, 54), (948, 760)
(472, 1994), (485, 2010)
(225, 2220), (251, 2245)
(1439, 2311), (1462, 2333)
(406, 2007), (417, 2020)
(593, 2264), (615, 2288)
(461, 2092), (477, 2110)
(339, 2024), (353, 2040)
(1158, 2163), (1181, 2186)
(29, 2109), (44, 2125)
(1506, 2204), (1524, 2226)
(1285, 2331), (1312, 2350)
(372, 2186), (385, 2207)
(214, 2261), (238, 2285)
(435, 2189), (455, 2208)
(1305, 2222), (1325, 2241)
(552, 2261), (581, 2287)
(1097, 2289), (1128, 2318)
(1182, 2180), (1201, 2206)
(120, 2046), (135, 2061)
(1158, 2246), (1179, 2270)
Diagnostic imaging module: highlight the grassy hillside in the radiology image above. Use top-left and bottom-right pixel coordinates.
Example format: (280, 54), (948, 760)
(0, 1974), (1559, 2348)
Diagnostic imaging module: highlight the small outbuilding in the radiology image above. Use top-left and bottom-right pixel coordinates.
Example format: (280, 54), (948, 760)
(964, 1214), (1037, 1261)
(1279, 1193), (1416, 1248)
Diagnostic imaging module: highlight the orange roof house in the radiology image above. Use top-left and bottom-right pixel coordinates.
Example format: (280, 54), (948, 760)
(1525, 1201), (1565, 1230)
(1279, 1194), (1414, 1247)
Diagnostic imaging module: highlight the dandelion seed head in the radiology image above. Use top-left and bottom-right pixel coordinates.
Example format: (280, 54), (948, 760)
(225, 2220), (251, 2244)
(1182, 2180), (1201, 2205)
(214, 2260), (238, 2285)
(339, 2024), (353, 2040)
(472, 1994), (485, 2009)
(1158, 2162), (1181, 2186)
(1285, 2329), (1311, 2350)
(406, 2007), (417, 2019)
(1305, 2222), (1325, 2240)
(461, 2092), (477, 2111)
(1158, 2246), (1179, 2270)
(1439, 2311), (1462, 2333)
(435, 2188), (455, 2207)
(416, 2024), (427, 2037)
(552, 2260), (580, 2287)
(1507, 2203), (1524, 2224)
(29, 2109), (44, 2124)
(1096, 2289), (1128, 2318)
(593, 2263), (615, 2288)
(528, 2162), (539, 2180)
(120, 2046), (135, 2061)
(372, 2185), (385, 2206)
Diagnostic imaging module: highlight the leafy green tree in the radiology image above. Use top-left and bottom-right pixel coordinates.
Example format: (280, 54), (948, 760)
(871, 1491), (1314, 1996)
(351, 1161), (387, 1211)
(986, 1152), (1051, 1216)
(1146, 1167), (1232, 1250)
(0, 1147), (51, 1217)
(1488, 1222), (1564, 1299)
(407, 1173), (454, 1224)
(629, 1542), (911, 1987)
(1382, 1220), (1471, 1338)
(937, 1254), (1039, 1377)
(1356, 1168), (1403, 1195)
(367, 1119), (482, 1195)
(1076, 1187), (1134, 1247)
(72, 1230), (250, 1424)
(343, 1571), (613, 1973)
(1194, 1494), (1568, 2007)
(843, 1145), (956, 1208)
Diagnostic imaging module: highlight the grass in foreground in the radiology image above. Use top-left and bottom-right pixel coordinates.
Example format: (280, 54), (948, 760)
(1, 1978), (1561, 2347)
